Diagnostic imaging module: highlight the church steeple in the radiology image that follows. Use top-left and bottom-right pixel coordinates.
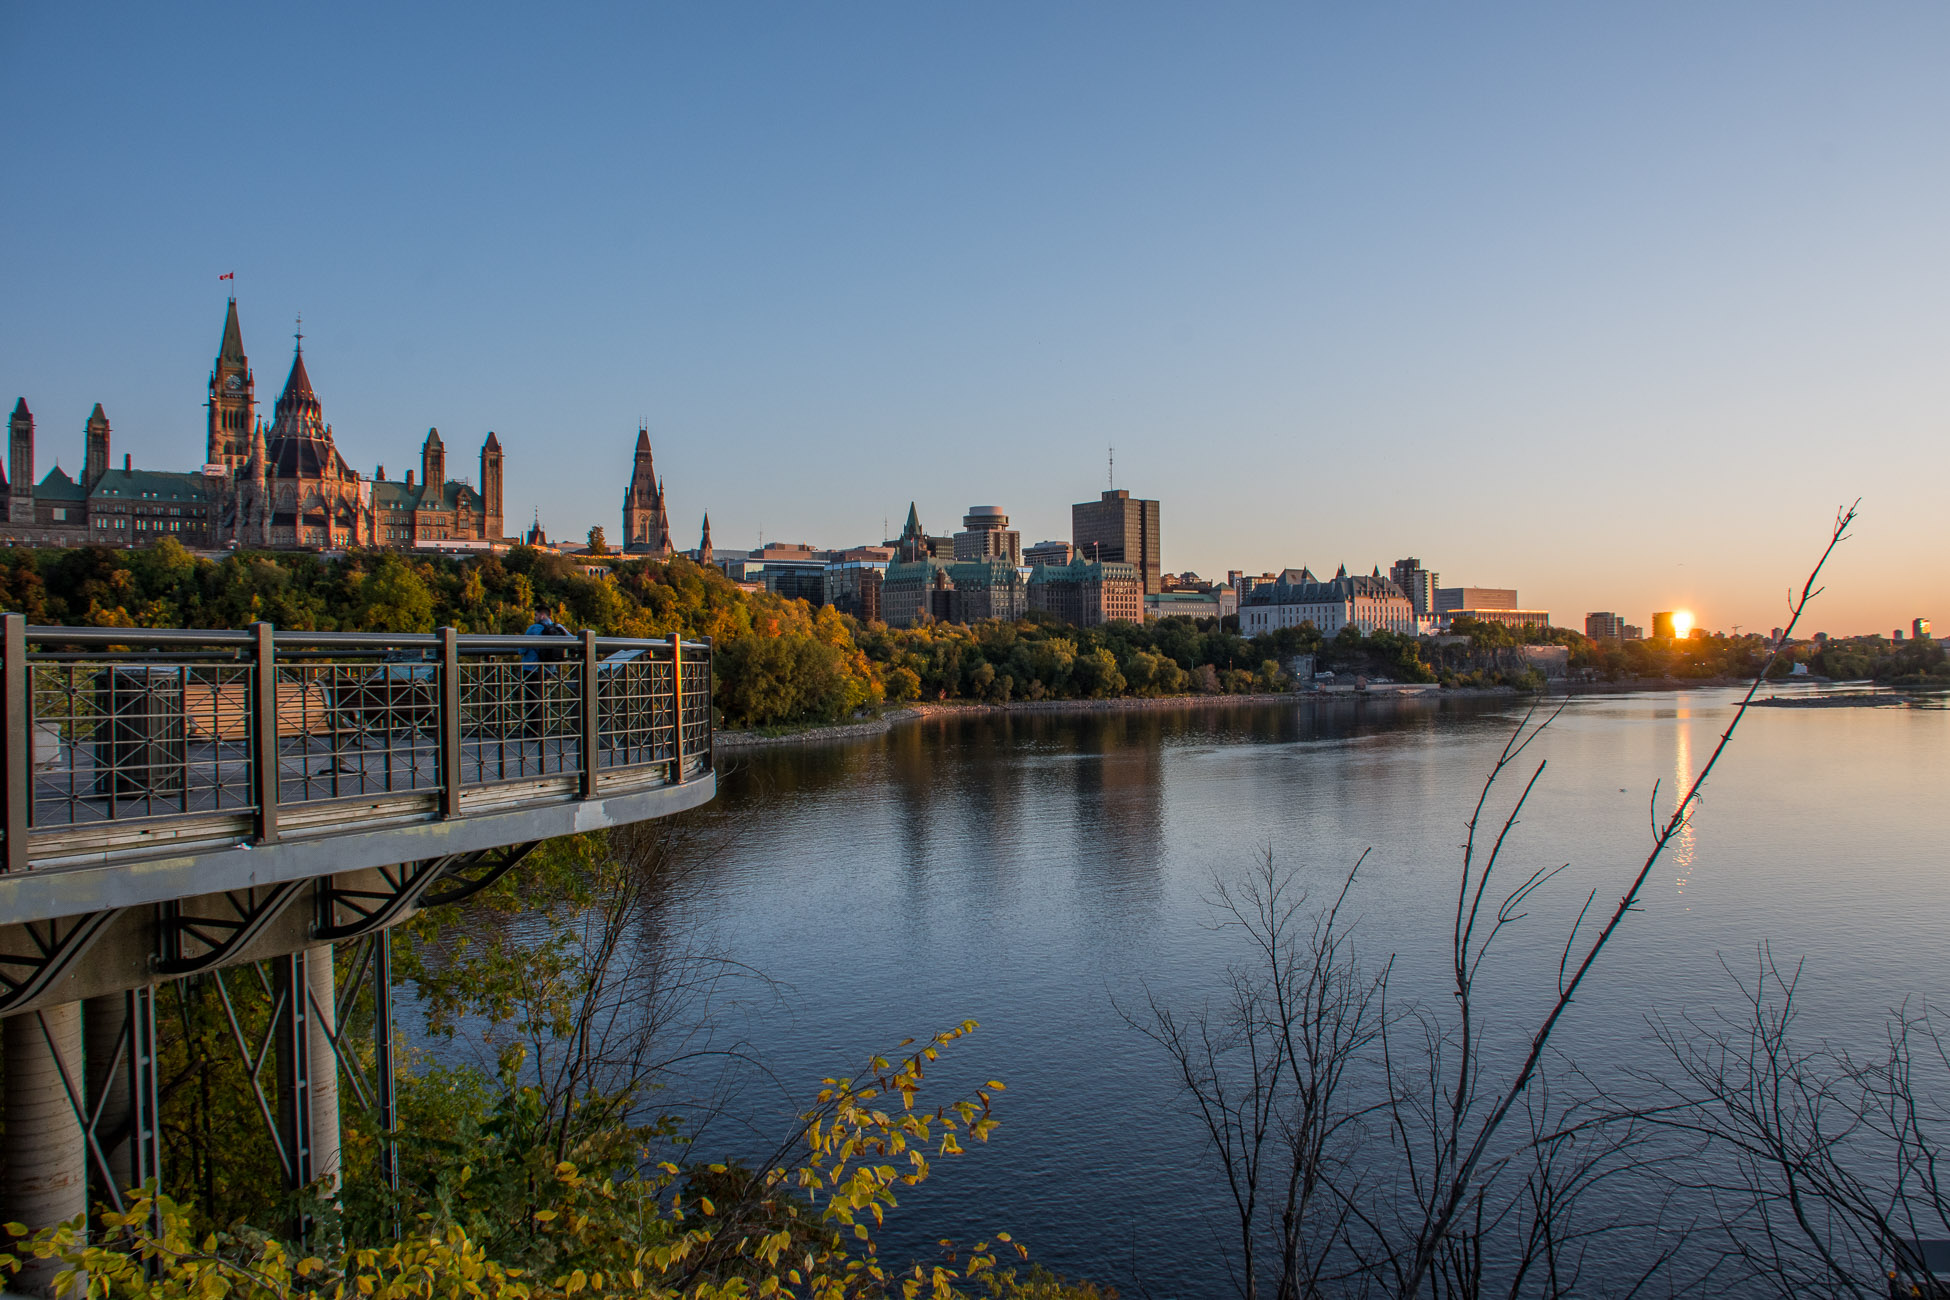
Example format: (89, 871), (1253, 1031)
(698, 513), (712, 564)
(622, 426), (670, 555)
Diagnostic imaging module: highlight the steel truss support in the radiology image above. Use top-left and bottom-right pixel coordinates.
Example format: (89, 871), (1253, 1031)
(81, 988), (163, 1215)
(0, 909), (121, 1015)
(315, 841), (536, 940)
(173, 931), (408, 1234)
(158, 880), (308, 975)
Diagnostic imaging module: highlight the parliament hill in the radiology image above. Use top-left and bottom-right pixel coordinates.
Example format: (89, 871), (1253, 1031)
(2, 300), (508, 551)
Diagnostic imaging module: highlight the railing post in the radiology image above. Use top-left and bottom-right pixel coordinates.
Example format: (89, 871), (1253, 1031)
(3, 613), (27, 872)
(251, 621), (279, 845)
(579, 629), (598, 800)
(670, 634), (683, 783)
(438, 627), (460, 818)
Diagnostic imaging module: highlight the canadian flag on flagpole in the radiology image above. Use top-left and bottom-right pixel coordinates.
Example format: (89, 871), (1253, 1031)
(218, 272), (234, 281)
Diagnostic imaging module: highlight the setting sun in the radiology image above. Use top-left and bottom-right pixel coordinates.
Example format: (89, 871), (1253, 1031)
(1672, 611), (1695, 638)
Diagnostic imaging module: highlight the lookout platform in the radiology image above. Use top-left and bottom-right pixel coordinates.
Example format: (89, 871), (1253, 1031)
(0, 617), (716, 1270)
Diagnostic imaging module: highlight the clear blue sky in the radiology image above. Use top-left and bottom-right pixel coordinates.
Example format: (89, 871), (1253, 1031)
(4, 3), (1945, 634)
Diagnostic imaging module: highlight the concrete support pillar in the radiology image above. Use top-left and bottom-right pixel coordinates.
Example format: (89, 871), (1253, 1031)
(306, 944), (341, 1192)
(83, 992), (133, 1198)
(2, 1004), (87, 1295)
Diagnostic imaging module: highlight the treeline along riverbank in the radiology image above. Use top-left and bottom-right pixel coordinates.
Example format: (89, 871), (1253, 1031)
(1, 541), (1941, 731)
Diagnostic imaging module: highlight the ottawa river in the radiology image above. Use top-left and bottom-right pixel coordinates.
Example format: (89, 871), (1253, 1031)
(669, 690), (1949, 1294)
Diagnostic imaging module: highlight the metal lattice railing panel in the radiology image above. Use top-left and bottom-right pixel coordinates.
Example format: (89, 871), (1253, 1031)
(2, 624), (712, 866)
(458, 658), (583, 784)
(275, 657), (442, 804)
(28, 659), (256, 827)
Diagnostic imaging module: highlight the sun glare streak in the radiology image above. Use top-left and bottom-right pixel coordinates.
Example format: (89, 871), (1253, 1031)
(1672, 611), (1694, 638)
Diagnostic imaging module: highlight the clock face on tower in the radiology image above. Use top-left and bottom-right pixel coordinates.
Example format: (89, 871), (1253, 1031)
(225, 374), (243, 392)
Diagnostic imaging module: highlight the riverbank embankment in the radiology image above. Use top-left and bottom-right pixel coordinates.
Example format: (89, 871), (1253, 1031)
(713, 678), (1770, 749)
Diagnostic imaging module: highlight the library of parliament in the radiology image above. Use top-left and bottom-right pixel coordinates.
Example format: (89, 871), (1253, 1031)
(0, 301), (677, 556)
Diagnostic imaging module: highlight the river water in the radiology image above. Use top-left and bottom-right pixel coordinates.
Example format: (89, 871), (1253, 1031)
(671, 690), (1949, 1294)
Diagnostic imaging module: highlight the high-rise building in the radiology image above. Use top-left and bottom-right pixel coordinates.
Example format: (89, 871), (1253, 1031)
(952, 506), (1021, 566)
(1390, 558), (1438, 617)
(1916, 618), (1934, 641)
(1072, 489), (1161, 595)
(1652, 612), (1678, 640)
(1585, 612), (1627, 640)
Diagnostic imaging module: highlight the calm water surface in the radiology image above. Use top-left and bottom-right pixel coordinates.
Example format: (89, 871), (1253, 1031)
(672, 691), (1949, 1294)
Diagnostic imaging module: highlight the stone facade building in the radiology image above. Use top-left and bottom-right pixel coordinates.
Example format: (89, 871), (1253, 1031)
(1028, 557), (1143, 627)
(881, 504), (1026, 627)
(2, 299), (507, 551)
(2, 399), (219, 548)
(1238, 567), (1418, 637)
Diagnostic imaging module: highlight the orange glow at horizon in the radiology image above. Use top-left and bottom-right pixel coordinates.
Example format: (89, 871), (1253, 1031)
(1673, 610), (1695, 638)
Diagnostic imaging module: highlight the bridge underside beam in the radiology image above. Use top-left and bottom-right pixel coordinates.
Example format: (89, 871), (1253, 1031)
(1, 770), (713, 929)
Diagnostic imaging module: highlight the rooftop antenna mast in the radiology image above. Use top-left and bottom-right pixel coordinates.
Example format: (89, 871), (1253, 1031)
(293, 313), (304, 353)
(1108, 445), (1114, 490)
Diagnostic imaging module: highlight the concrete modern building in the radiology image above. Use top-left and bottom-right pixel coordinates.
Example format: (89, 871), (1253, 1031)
(1072, 489), (1161, 595)
(1390, 559), (1439, 617)
(1024, 539), (1073, 568)
(1916, 618), (1933, 640)
(1652, 611), (1679, 639)
(952, 506), (1022, 566)
(1452, 609), (1552, 631)
(1238, 567), (1417, 636)
(1434, 586), (1517, 616)
(1145, 589), (1237, 621)
(720, 543), (828, 603)
(1585, 612), (1627, 640)
(1027, 557), (1143, 627)
(824, 561), (887, 622)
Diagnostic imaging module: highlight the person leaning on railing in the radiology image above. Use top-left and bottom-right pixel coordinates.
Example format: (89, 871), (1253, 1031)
(520, 606), (574, 737)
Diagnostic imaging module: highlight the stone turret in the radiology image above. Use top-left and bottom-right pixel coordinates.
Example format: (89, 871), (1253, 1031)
(83, 404), (110, 491)
(479, 432), (504, 539)
(421, 429), (446, 497)
(8, 399), (33, 525)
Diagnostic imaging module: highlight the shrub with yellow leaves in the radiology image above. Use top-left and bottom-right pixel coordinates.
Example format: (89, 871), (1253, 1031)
(2, 1024), (1105, 1300)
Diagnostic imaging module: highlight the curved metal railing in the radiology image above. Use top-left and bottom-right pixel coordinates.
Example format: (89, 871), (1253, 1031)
(0, 617), (713, 871)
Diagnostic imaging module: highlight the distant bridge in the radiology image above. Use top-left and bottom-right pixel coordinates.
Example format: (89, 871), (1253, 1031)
(0, 616), (714, 1258)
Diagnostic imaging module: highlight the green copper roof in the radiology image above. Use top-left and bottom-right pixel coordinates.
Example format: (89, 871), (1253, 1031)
(35, 466), (86, 502)
(87, 467), (211, 503)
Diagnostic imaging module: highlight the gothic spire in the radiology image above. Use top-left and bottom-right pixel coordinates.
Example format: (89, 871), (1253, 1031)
(219, 298), (246, 364)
